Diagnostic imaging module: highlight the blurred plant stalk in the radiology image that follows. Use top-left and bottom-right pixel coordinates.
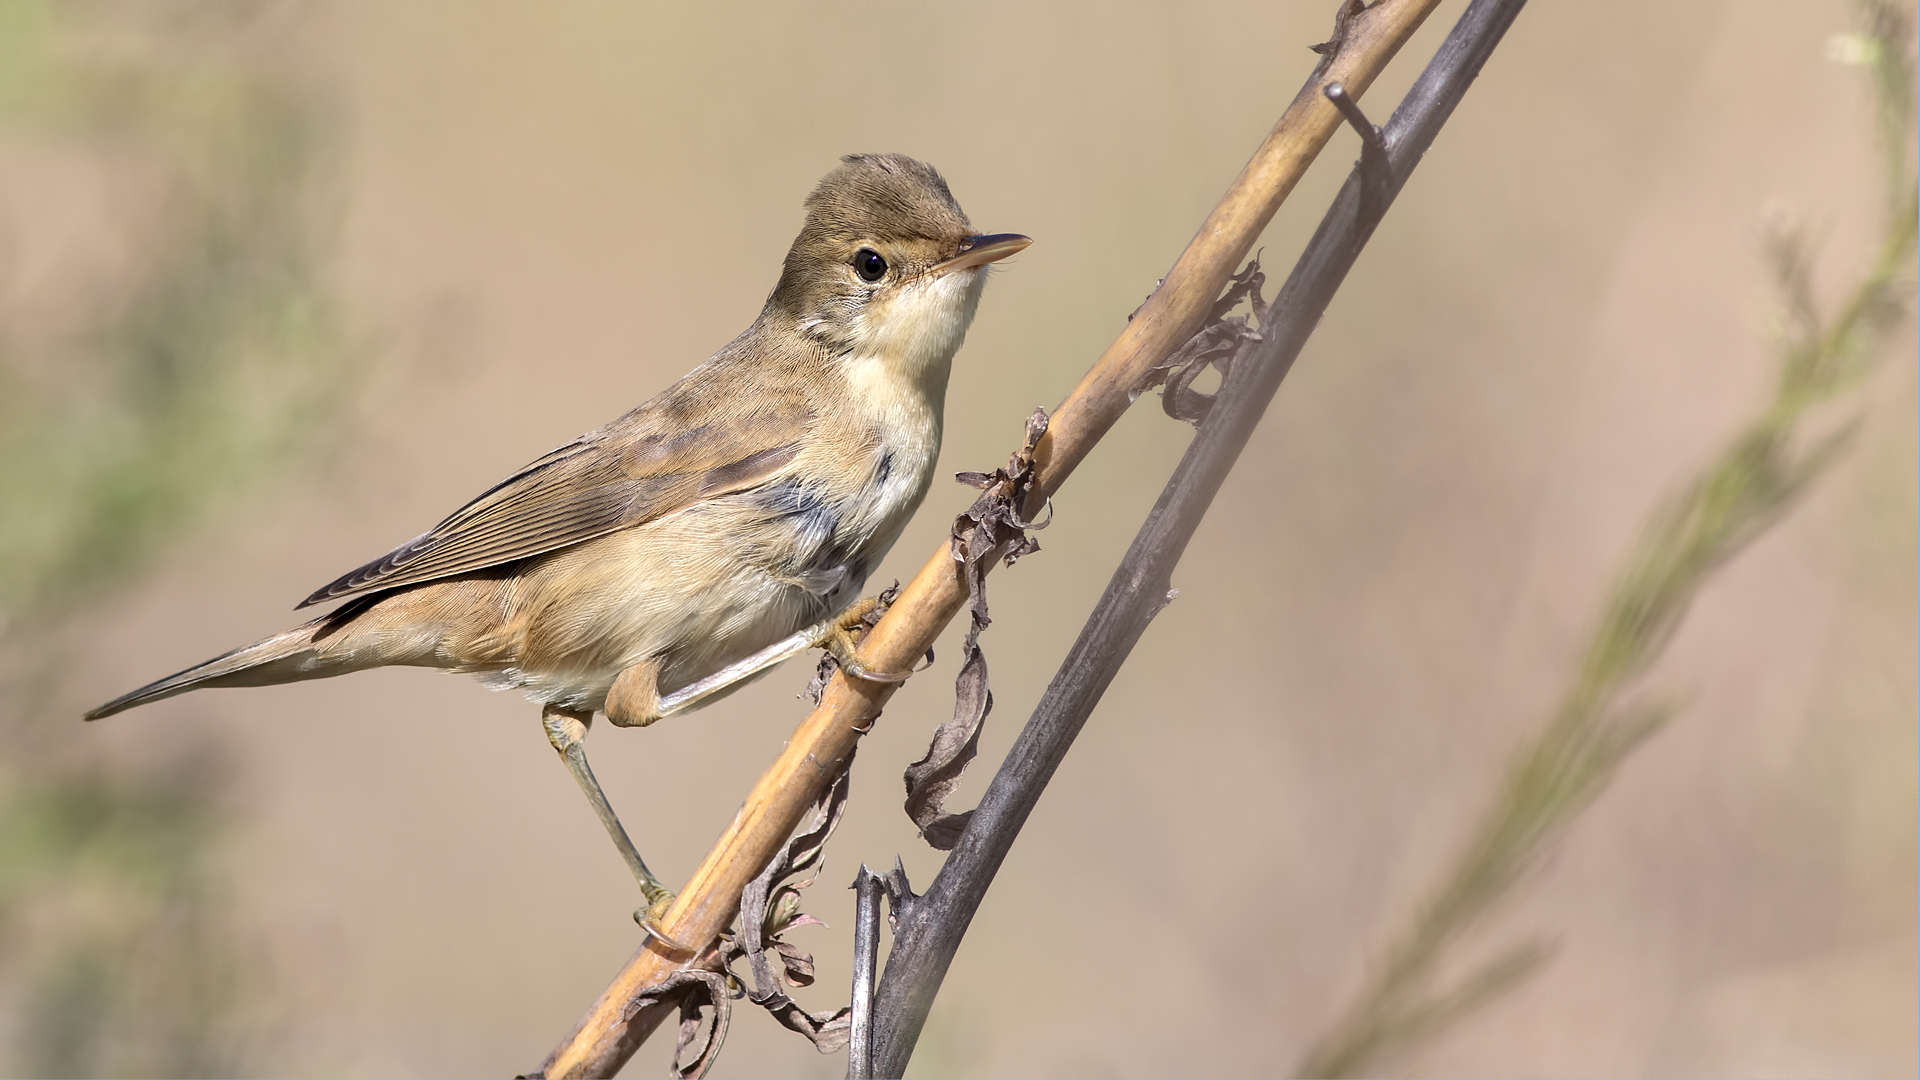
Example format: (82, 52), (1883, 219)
(0, 4), (354, 1075)
(1298, 4), (1917, 1076)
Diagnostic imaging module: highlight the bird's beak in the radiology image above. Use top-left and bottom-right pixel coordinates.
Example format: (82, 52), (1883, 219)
(931, 233), (1032, 276)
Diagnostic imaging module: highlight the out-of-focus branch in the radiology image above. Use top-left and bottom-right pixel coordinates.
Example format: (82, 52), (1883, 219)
(533, 2), (1443, 1076)
(865, 1), (1531, 1075)
(1299, 5), (1917, 1075)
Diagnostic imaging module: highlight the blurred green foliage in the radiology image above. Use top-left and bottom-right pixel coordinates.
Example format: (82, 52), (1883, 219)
(1299, 4), (1917, 1076)
(0, 3), (354, 1075)
(0, 5), (349, 617)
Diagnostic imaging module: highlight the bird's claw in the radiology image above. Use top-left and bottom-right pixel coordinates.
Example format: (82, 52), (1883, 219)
(813, 601), (909, 684)
(634, 894), (691, 954)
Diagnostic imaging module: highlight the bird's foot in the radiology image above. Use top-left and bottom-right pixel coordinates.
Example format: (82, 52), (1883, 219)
(634, 888), (690, 954)
(812, 597), (909, 684)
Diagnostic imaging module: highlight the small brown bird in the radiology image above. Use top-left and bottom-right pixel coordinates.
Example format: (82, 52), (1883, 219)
(87, 153), (1028, 940)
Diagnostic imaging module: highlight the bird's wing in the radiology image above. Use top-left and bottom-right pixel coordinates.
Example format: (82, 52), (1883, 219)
(299, 381), (813, 608)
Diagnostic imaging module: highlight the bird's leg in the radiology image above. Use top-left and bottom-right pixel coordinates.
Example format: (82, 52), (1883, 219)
(644, 596), (910, 720)
(646, 633), (812, 719)
(540, 704), (685, 951)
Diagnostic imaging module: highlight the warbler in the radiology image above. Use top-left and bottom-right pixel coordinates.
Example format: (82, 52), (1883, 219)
(86, 153), (1029, 942)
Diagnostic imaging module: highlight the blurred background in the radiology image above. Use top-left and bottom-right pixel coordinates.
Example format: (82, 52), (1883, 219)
(2, 1), (1912, 1076)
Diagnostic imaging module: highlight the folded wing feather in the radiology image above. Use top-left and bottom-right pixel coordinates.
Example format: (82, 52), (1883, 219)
(299, 384), (814, 608)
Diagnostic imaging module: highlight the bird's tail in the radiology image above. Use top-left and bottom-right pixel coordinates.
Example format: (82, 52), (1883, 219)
(85, 616), (351, 720)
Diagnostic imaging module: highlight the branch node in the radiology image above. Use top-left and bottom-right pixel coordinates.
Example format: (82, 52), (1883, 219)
(1309, 0), (1372, 59)
(881, 856), (919, 930)
(1325, 81), (1391, 216)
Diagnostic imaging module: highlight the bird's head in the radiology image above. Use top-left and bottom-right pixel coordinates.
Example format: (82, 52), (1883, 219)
(768, 154), (1029, 372)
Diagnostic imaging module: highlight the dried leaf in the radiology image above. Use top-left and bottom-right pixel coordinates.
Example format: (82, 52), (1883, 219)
(904, 410), (1052, 849)
(947, 408), (1053, 588)
(775, 940), (817, 987)
(669, 972), (733, 1080)
(604, 967), (733, 1080)
(902, 643), (988, 850)
(729, 760), (855, 1055)
(1131, 257), (1268, 426)
(757, 992), (852, 1055)
(780, 768), (848, 884)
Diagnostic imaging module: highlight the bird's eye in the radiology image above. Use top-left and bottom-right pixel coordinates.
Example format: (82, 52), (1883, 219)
(854, 248), (888, 283)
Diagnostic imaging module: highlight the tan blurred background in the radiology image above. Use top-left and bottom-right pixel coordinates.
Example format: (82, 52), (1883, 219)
(3, 1), (1912, 1076)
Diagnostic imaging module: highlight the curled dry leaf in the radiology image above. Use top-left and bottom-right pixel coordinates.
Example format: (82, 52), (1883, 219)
(520, 947), (736, 1080)
(558, 966), (735, 1080)
(665, 971), (735, 1080)
(1131, 258), (1268, 425)
(903, 410), (1053, 850)
(728, 758), (855, 1055)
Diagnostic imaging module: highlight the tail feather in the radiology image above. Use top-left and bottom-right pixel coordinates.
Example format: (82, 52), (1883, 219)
(85, 621), (341, 720)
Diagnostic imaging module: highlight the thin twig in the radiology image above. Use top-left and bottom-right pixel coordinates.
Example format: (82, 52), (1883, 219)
(533, 3), (1444, 1076)
(865, 1), (1532, 1075)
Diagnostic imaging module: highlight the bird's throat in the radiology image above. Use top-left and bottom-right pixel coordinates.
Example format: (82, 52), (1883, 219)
(841, 266), (987, 432)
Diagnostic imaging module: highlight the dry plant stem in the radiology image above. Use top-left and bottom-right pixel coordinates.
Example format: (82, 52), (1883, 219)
(865, 1), (1530, 1075)
(846, 866), (884, 1080)
(535, 3), (1440, 1076)
(1027, 0), (1440, 500)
